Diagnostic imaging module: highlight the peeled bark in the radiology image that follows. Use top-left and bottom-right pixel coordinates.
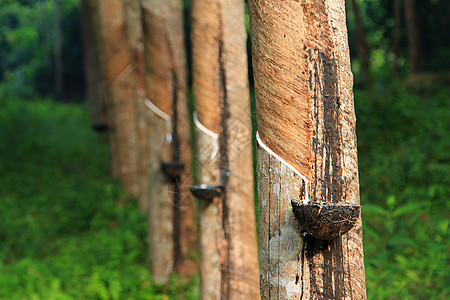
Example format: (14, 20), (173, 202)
(249, 0), (366, 298)
(191, 0), (260, 298)
(141, 0), (197, 282)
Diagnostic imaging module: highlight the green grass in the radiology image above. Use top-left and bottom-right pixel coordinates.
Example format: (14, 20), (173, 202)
(0, 83), (448, 299)
(356, 83), (449, 299)
(0, 97), (198, 299)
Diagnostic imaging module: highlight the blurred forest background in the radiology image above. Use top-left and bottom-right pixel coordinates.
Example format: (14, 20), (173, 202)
(0, 0), (448, 299)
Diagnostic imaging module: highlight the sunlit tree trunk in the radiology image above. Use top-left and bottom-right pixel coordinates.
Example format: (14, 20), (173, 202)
(404, 0), (420, 73)
(350, 0), (370, 88)
(249, 0), (366, 298)
(190, 0), (260, 298)
(140, 0), (198, 283)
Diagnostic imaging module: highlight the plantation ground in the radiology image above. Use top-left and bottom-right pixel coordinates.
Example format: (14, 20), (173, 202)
(0, 84), (448, 299)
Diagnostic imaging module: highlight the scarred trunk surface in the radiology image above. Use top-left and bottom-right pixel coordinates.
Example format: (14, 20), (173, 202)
(141, 0), (197, 282)
(191, 0), (260, 298)
(249, 0), (366, 298)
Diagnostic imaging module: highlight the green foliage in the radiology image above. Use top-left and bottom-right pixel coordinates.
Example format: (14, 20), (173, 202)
(0, 97), (198, 299)
(355, 84), (449, 299)
(0, 0), (83, 100)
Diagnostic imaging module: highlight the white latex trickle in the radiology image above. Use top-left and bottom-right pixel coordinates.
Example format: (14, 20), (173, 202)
(193, 111), (219, 158)
(256, 131), (310, 204)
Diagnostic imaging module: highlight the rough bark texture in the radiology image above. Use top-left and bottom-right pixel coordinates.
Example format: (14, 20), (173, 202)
(85, 0), (140, 196)
(191, 0), (260, 298)
(404, 0), (421, 73)
(249, 0), (366, 298)
(141, 0), (198, 282)
(81, 0), (109, 131)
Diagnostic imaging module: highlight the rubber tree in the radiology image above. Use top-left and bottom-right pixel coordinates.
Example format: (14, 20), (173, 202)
(122, 0), (150, 212)
(81, 0), (108, 132)
(248, 0), (366, 298)
(190, 0), (260, 298)
(81, 0), (140, 196)
(140, 0), (198, 283)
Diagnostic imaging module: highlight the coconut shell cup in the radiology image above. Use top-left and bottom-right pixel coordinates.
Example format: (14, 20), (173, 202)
(189, 184), (223, 200)
(291, 199), (361, 240)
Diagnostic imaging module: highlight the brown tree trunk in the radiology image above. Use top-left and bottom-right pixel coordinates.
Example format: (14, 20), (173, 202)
(350, 0), (371, 87)
(190, 0), (260, 298)
(140, 0), (198, 283)
(84, 0), (140, 196)
(81, 0), (108, 132)
(404, 0), (421, 73)
(249, 0), (366, 298)
(393, 0), (402, 77)
(54, 0), (63, 99)
(122, 0), (150, 212)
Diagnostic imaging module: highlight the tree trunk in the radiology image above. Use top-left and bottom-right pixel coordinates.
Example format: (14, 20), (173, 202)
(393, 0), (402, 77)
(140, 0), (198, 283)
(404, 0), (420, 73)
(86, 0), (140, 196)
(81, 0), (108, 132)
(54, 0), (63, 99)
(350, 0), (371, 88)
(122, 0), (150, 212)
(190, 0), (260, 298)
(249, 0), (366, 298)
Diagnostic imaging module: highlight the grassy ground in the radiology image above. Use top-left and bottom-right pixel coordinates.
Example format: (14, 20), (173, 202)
(0, 98), (198, 299)
(0, 84), (448, 299)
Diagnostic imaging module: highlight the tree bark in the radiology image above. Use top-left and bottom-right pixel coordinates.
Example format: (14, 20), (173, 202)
(85, 0), (140, 196)
(140, 0), (198, 283)
(122, 0), (150, 212)
(249, 0), (366, 298)
(54, 0), (63, 99)
(404, 0), (420, 73)
(81, 0), (108, 132)
(190, 0), (260, 298)
(350, 0), (370, 88)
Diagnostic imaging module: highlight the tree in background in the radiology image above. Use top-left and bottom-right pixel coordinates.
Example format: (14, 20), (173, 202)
(404, 0), (420, 74)
(350, 0), (371, 88)
(190, 0), (259, 298)
(140, 0), (198, 282)
(53, 0), (63, 99)
(249, 0), (366, 298)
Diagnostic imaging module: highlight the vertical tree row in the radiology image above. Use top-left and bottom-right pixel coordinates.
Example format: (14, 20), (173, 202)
(83, 0), (366, 297)
(248, 0), (366, 298)
(81, 0), (197, 284)
(140, 0), (198, 281)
